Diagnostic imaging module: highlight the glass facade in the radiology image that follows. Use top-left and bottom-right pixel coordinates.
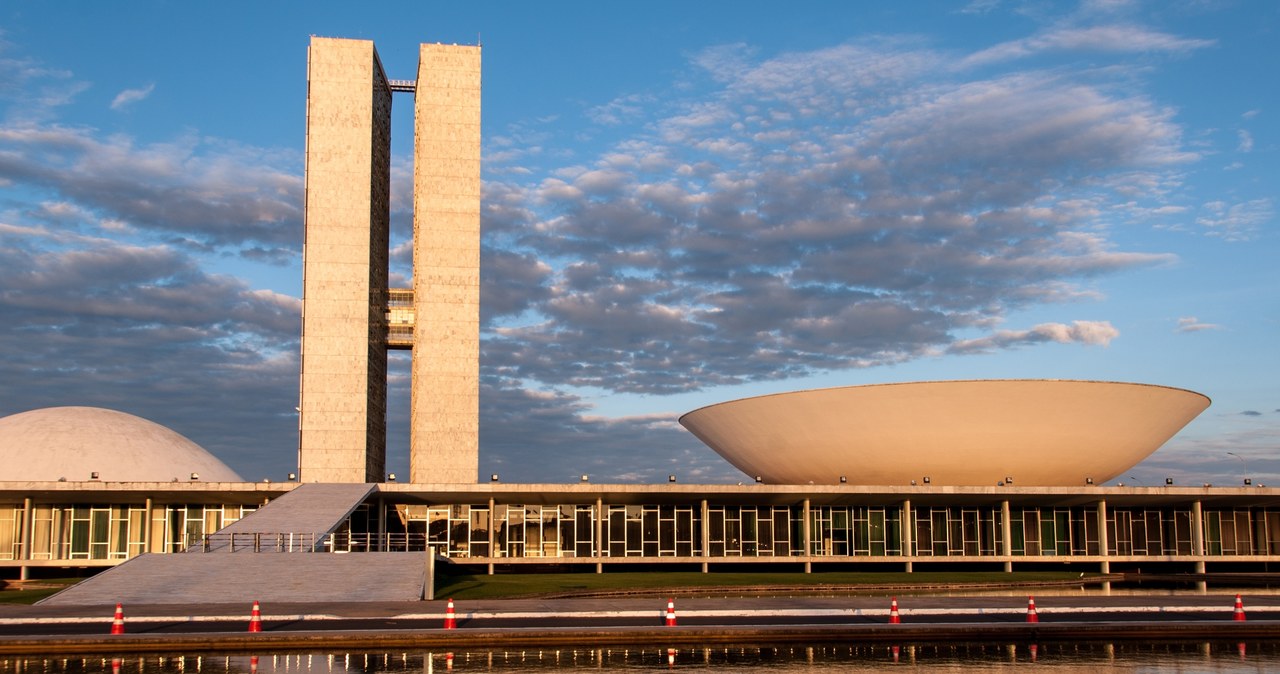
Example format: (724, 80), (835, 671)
(0, 503), (255, 562)
(7, 497), (1280, 571)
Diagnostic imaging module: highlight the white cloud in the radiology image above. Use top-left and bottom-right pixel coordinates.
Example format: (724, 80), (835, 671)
(110, 83), (155, 110)
(1175, 316), (1222, 333)
(1197, 199), (1272, 241)
(962, 25), (1213, 68)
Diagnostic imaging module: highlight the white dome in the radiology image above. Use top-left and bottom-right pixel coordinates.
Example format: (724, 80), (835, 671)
(0, 406), (243, 482)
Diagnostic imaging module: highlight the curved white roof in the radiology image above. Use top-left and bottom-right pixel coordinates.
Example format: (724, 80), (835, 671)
(0, 406), (243, 482)
(679, 380), (1210, 487)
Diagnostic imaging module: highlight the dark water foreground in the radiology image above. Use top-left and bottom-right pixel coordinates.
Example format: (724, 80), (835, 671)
(4, 642), (1280, 673)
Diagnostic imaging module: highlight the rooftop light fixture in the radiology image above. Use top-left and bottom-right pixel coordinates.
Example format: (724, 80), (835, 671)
(839, 476), (847, 483)
(288, 472), (297, 481)
(754, 475), (763, 483)
(90, 472), (99, 480)
(387, 473), (397, 482)
(1244, 478), (1253, 486)
(581, 474), (589, 482)
(1085, 477), (1094, 485)
(1165, 477), (1174, 485)
(190, 472), (199, 481)
(490, 473), (499, 482)
(1004, 476), (1013, 485)
(668, 475), (677, 482)
(922, 476), (931, 484)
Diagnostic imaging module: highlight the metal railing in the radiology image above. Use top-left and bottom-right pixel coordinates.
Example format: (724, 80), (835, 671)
(193, 532), (321, 553)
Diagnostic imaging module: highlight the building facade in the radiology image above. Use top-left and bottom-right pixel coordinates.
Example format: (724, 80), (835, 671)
(6, 482), (1280, 580)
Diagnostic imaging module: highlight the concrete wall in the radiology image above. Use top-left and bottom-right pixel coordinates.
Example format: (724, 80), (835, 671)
(410, 44), (482, 483)
(298, 37), (391, 483)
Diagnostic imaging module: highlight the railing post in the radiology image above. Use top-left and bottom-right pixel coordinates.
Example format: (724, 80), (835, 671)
(203, 534), (209, 552)
(254, 532), (261, 553)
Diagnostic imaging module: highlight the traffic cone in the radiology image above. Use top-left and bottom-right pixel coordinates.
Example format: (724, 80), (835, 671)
(248, 600), (262, 632)
(111, 659), (121, 674)
(665, 598), (677, 626)
(250, 656), (259, 674)
(110, 603), (125, 635)
(1026, 596), (1039, 623)
(443, 598), (457, 629)
(667, 648), (676, 667)
(889, 597), (901, 624)
(445, 653), (454, 670)
(1234, 594), (1247, 621)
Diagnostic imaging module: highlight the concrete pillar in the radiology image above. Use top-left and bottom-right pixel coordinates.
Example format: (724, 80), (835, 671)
(143, 497), (153, 554)
(1192, 500), (1205, 592)
(901, 501), (911, 560)
(701, 499), (710, 573)
(596, 497), (604, 574)
(1191, 500), (1204, 555)
(488, 497), (496, 576)
(423, 545), (435, 601)
(1097, 499), (1111, 592)
(1001, 500), (1012, 573)
(802, 499), (811, 573)
(19, 497), (32, 581)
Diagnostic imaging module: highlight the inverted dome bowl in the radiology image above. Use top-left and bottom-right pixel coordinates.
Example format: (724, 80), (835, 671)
(678, 380), (1209, 486)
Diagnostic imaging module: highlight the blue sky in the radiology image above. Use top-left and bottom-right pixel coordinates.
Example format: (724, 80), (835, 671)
(0, 1), (1275, 485)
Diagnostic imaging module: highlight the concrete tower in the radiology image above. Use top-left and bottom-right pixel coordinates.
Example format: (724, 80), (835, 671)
(410, 44), (482, 483)
(298, 37), (481, 484)
(298, 38), (391, 483)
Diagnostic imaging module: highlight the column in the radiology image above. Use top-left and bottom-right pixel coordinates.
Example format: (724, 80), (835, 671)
(1192, 500), (1205, 593)
(903, 499), (915, 573)
(802, 499), (811, 574)
(1000, 500), (1012, 573)
(19, 497), (33, 581)
(1097, 499), (1111, 593)
(700, 499), (710, 573)
(595, 497), (604, 574)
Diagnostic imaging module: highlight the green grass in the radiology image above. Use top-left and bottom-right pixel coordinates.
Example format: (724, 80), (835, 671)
(0, 579), (80, 605)
(433, 570), (1093, 600)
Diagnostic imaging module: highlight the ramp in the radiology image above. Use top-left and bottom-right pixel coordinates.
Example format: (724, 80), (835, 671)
(39, 551), (429, 605)
(192, 482), (375, 552)
(40, 483), (433, 605)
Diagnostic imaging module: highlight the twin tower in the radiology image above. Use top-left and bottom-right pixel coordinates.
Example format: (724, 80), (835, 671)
(298, 37), (481, 484)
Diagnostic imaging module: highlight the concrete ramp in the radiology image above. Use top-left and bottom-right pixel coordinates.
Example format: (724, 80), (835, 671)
(193, 482), (375, 552)
(40, 483), (428, 605)
(40, 552), (429, 605)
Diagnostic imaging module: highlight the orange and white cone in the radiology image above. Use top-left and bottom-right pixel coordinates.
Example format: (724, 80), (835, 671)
(250, 656), (259, 674)
(1234, 594), (1247, 621)
(443, 598), (457, 629)
(665, 598), (677, 626)
(445, 653), (454, 670)
(110, 603), (125, 635)
(1026, 596), (1039, 623)
(889, 597), (901, 624)
(248, 600), (263, 632)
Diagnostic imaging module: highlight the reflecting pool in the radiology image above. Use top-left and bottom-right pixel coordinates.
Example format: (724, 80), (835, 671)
(5, 642), (1279, 672)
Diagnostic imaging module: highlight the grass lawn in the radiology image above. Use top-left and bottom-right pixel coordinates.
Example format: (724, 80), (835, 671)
(434, 570), (1093, 600)
(0, 579), (81, 605)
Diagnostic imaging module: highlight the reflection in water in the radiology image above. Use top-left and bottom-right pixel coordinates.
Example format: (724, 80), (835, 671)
(3, 642), (1278, 672)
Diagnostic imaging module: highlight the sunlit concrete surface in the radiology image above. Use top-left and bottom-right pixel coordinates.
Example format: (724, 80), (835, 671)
(680, 380), (1210, 486)
(0, 407), (241, 482)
